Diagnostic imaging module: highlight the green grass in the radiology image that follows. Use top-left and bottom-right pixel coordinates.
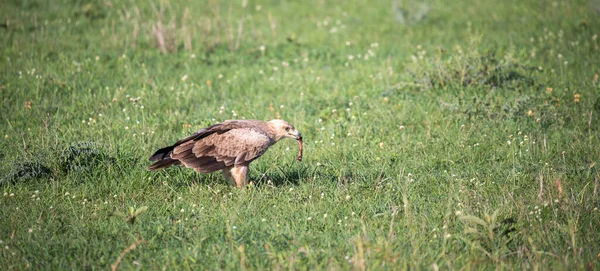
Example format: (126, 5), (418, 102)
(1, 0), (600, 269)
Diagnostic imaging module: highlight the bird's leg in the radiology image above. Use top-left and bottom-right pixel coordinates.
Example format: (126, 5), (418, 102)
(222, 166), (235, 186)
(230, 165), (249, 188)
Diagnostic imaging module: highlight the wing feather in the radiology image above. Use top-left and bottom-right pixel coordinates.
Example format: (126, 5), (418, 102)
(149, 120), (250, 162)
(149, 120), (275, 172)
(192, 127), (272, 169)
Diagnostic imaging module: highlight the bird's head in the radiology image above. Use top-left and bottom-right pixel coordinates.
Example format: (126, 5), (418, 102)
(269, 119), (302, 141)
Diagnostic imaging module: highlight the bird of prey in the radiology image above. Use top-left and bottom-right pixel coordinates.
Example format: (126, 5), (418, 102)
(148, 119), (303, 187)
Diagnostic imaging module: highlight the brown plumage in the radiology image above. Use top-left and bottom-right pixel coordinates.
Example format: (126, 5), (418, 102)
(148, 119), (302, 187)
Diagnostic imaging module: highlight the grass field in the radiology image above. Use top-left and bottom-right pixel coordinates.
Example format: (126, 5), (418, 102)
(1, 0), (600, 269)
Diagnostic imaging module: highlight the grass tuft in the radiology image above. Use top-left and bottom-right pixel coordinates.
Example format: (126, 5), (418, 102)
(1, 162), (52, 185)
(60, 141), (113, 174)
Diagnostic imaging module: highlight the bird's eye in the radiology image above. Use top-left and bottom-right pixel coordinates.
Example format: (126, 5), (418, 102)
(285, 127), (291, 132)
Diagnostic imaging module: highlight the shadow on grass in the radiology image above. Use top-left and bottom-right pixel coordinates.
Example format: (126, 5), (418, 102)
(253, 163), (329, 187)
(257, 166), (307, 187)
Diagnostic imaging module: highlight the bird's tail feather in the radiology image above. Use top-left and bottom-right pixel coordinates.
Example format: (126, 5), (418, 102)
(147, 157), (179, 171)
(149, 146), (176, 161)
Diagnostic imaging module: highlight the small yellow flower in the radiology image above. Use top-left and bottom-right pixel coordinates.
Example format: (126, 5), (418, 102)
(574, 93), (580, 103)
(25, 101), (31, 109)
(546, 87), (553, 94)
(527, 110), (534, 117)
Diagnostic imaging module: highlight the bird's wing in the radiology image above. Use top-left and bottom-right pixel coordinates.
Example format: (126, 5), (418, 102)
(171, 127), (272, 173)
(148, 123), (221, 162)
(149, 120), (256, 162)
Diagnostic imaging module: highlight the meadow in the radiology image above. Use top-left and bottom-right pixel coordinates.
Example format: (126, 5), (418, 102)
(1, 0), (599, 269)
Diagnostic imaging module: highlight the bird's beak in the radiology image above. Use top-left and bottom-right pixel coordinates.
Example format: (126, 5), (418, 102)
(294, 130), (302, 140)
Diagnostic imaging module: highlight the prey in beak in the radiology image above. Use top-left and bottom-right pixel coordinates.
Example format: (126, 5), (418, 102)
(296, 134), (303, 162)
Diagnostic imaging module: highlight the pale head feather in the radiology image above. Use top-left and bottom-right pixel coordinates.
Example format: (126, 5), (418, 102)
(268, 119), (301, 141)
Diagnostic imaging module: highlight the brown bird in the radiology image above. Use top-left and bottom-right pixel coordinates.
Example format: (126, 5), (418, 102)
(148, 119), (303, 187)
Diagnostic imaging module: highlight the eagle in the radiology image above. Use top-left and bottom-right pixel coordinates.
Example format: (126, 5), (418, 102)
(148, 119), (303, 187)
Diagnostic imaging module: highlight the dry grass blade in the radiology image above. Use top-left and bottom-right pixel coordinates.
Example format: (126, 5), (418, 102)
(555, 178), (564, 199)
(538, 172), (544, 201)
(152, 20), (177, 54)
(111, 235), (146, 271)
(594, 175), (598, 199)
